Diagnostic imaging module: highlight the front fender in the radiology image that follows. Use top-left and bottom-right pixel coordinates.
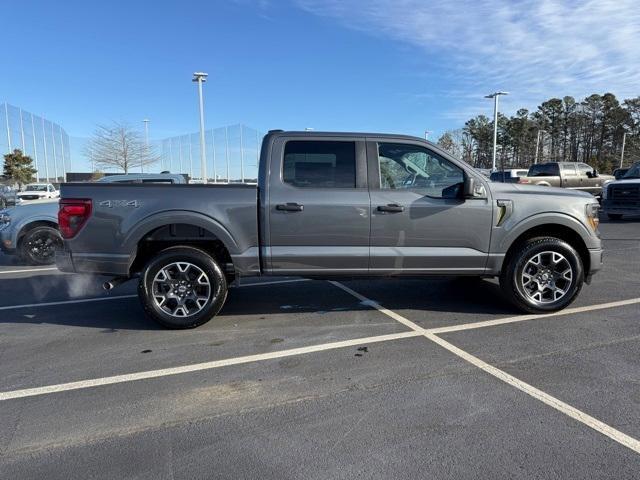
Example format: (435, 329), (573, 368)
(495, 212), (598, 253)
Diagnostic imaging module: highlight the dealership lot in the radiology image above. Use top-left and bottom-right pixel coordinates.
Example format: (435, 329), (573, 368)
(0, 218), (639, 479)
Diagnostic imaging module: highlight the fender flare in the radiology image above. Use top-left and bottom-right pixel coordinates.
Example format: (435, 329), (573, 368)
(497, 212), (595, 253)
(122, 210), (240, 258)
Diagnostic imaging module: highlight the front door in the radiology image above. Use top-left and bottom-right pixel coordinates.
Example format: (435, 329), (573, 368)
(577, 163), (600, 194)
(368, 140), (493, 274)
(266, 137), (370, 274)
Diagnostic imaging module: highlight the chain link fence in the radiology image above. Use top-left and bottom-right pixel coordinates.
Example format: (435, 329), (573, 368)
(1, 102), (70, 183)
(161, 124), (262, 183)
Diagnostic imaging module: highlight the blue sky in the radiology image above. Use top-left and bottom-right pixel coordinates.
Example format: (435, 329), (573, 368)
(2, 0), (639, 170)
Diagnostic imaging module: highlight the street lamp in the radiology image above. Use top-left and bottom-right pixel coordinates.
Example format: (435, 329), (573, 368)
(424, 130), (432, 141)
(192, 72), (208, 183)
(534, 128), (546, 164)
(142, 119), (149, 173)
(485, 91), (509, 171)
(620, 131), (628, 169)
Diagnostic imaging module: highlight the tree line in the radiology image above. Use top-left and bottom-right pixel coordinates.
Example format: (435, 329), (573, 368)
(437, 93), (640, 173)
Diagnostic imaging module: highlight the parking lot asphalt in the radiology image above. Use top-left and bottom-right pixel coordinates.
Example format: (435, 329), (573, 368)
(0, 218), (639, 479)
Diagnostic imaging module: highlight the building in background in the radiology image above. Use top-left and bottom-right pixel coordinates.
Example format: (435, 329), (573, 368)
(1, 102), (70, 183)
(161, 124), (262, 183)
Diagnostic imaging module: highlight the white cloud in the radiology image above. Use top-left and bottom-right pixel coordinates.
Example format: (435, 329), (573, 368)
(295, 0), (640, 116)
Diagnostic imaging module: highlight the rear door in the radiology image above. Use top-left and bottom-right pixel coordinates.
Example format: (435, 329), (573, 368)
(561, 163), (579, 189)
(266, 136), (370, 274)
(367, 139), (493, 274)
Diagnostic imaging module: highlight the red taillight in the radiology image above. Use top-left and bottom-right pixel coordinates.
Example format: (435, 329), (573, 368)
(58, 199), (92, 239)
(518, 178), (530, 184)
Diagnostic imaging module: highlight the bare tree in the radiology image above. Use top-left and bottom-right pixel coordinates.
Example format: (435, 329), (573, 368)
(85, 122), (157, 173)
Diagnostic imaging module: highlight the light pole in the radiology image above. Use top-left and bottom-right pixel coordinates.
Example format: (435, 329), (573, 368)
(620, 132), (628, 169)
(142, 119), (149, 173)
(534, 128), (546, 164)
(192, 72), (208, 183)
(424, 130), (432, 141)
(485, 91), (508, 171)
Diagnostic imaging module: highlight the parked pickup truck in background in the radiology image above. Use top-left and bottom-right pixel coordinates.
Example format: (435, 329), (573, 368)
(57, 131), (604, 328)
(518, 162), (614, 196)
(601, 161), (640, 219)
(16, 183), (59, 201)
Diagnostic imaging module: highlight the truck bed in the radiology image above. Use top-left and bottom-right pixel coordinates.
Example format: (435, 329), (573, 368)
(57, 183), (259, 276)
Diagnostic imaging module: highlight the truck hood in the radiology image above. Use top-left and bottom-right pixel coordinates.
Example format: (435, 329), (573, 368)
(488, 182), (593, 199)
(606, 178), (640, 186)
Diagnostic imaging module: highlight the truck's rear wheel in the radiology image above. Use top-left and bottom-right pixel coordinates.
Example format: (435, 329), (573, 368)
(500, 237), (583, 314)
(138, 246), (228, 329)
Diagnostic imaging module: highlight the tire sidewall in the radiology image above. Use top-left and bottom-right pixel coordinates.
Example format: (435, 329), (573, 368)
(20, 226), (62, 265)
(508, 238), (584, 313)
(139, 246), (228, 329)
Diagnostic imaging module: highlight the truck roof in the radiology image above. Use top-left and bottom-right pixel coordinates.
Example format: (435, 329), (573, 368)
(269, 130), (432, 144)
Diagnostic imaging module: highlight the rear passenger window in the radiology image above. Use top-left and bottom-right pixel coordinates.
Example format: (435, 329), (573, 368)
(283, 141), (356, 188)
(528, 164), (559, 177)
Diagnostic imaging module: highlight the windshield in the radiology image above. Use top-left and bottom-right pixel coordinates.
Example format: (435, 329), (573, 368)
(25, 185), (47, 191)
(622, 163), (640, 179)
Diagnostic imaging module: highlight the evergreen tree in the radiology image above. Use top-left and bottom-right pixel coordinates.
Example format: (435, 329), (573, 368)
(3, 149), (37, 187)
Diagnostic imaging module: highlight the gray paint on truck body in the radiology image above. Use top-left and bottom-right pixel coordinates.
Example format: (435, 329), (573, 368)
(57, 131), (603, 280)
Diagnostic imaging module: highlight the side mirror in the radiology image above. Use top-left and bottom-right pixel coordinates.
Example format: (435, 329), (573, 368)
(463, 176), (487, 199)
(592, 169), (599, 178)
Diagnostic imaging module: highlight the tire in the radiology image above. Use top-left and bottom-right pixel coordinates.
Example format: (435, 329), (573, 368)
(138, 246), (228, 329)
(19, 226), (62, 265)
(500, 237), (584, 314)
(607, 213), (623, 220)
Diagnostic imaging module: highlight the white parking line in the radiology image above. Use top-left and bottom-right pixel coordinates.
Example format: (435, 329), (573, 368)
(329, 281), (426, 332)
(0, 295), (138, 311)
(330, 281), (640, 455)
(0, 330), (421, 401)
(428, 297), (640, 335)
(0, 267), (59, 275)
(0, 279), (310, 312)
(425, 332), (640, 454)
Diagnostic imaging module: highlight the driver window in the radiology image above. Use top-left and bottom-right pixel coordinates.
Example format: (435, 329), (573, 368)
(578, 163), (593, 176)
(378, 143), (464, 198)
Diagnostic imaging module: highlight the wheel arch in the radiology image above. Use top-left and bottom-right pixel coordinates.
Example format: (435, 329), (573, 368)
(502, 223), (591, 275)
(17, 220), (60, 247)
(127, 218), (236, 279)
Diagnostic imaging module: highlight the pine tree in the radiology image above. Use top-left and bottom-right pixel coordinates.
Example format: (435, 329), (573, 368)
(3, 149), (37, 187)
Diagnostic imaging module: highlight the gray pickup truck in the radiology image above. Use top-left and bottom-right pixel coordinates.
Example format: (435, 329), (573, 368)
(518, 162), (614, 196)
(57, 131), (603, 328)
(601, 161), (640, 219)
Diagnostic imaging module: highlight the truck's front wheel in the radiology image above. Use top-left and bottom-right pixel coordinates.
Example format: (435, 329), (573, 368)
(138, 246), (228, 329)
(500, 237), (584, 314)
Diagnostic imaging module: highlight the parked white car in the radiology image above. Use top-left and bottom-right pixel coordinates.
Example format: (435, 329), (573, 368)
(16, 183), (59, 201)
